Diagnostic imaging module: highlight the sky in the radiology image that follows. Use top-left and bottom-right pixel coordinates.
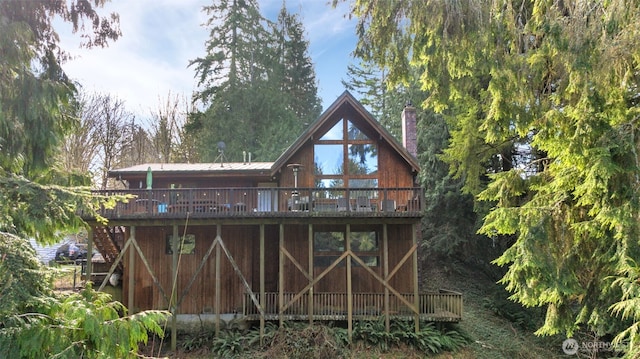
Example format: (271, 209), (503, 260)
(58, 0), (360, 118)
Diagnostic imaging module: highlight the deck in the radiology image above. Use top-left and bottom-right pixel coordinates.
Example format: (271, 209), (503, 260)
(87, 187), (423, 221)
(243, 291), (462, 322)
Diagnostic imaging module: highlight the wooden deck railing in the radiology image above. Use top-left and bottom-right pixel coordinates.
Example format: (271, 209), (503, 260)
(87, 187), (424, 219)
(243, 291), (462, 322)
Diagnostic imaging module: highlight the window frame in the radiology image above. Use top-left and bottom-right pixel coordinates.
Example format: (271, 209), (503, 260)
(313, 227), (380, 268)
(314, 118), (378, 189)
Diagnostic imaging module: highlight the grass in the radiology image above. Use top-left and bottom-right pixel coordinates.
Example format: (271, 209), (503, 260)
(51, 263), (83, 290)
(420, 258), (566, 359)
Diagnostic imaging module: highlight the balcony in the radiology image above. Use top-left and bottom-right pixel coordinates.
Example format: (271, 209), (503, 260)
(88, 187), (423, 220)
(243, 290), (462, 322)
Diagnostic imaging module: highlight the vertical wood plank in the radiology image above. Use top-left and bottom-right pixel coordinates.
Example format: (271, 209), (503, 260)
(412, 223), (420, 332)
(383, 223), (390, 332)
(260, 224), (265, 344)
(279, 224), (284, 328)
(171, 225), (178, 351)
(308, 224), (313, 324)
(128, 226), (135, 312)
(346, 224), (352, 342)
(215, 224), (221, 336)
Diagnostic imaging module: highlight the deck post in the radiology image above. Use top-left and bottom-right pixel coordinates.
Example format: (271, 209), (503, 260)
(383, 224), (390, 332)
(171, 225), (179, 350)
(215, 224), (221, 336)
(308, 224), (313, 324)
(279, 224), (284, 328)
(260, 224), (265, 344)
(346, 224), (352, 342)
(128, 226), (135, 312)
(412, 223), (419, 333)
(86, 227), (93, 285)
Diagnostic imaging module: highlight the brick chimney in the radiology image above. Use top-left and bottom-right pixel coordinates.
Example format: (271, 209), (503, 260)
(401, 102), (417, 158)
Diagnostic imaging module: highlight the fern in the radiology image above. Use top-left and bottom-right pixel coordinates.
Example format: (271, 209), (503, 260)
(0, 258), (169, 359)
(211, 330), (246, 358)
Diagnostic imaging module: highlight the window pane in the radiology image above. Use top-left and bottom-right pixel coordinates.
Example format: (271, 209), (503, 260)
(348, 144), (377, 175)
(349, 179), (378, 188)
(353, 256), (379, 267)
(350, 231), (378, 252)
(314, 256), (345, 267)
(347, 120), (369, 140)
(320, 119), (343, 140)
(315, 178), (344, 189)
(314, 232), (344, 251)
(314, 144), (343, 175)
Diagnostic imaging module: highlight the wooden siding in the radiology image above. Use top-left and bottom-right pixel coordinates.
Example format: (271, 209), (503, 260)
(121, 223), (417, 315)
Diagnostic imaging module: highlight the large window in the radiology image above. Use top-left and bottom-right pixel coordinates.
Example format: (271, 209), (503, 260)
(314, 118), (378, 192)
(314, 230), (379, 267)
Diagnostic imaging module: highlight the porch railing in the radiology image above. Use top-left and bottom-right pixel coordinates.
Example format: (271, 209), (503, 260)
(242, 290), (462, 322)
(88, 187), (424, 219)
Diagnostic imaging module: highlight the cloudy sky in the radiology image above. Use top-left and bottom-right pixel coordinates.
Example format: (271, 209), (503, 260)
(58, 0), (359, 117)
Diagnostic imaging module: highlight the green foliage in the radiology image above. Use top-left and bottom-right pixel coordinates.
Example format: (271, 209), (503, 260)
(188, 1), (320, 162)
(0, 234), (169, 359)
(0, 0), (124, 247)
(0, 233), (53, 318)
(179, 329), (217, 352)
(609, 258), (640, 357)
(0, 0), (120, 177)
(0, 170), (122, 245)
(350, 0), (640, 346)
(211, 330), (246, 358)
(481, 283), (544, 331)
(0, 3), (169, 356)
(353, 319), (471, 354)
(273, 4), (322, 124)
(175, 320), (469, 358)
(0, 286), (168, 359)
(353, 318), (399, 351)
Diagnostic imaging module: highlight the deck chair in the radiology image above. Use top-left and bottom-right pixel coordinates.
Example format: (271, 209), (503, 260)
(380, 199), (396, 212)
(336, 197), (350, 212)
(356, 196), (373, 212)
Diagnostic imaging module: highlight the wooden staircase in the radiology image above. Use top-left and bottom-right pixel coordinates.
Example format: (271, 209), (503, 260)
(92, 225), (124, 272)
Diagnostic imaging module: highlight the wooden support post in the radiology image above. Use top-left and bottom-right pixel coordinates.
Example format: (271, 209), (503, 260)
(308, 224), (313, 324)
(260, 224), (265, 344)
(383, 224), (390, 333)
(278, 224), (284, 328)
(412, 223), (420, 332)
(86, 227), (93, 285)
(346, 224), (352, 342)
(171, 225), (179, 351)
(215, 224), (221, 336)
(128, 226), (136, 313)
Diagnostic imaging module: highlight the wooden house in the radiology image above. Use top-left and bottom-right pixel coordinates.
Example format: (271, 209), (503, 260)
(83, 91), (462, 343)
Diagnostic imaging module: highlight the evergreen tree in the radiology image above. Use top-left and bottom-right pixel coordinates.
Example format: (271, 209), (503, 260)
(348, 0), (640, 351)
(189, 0), (274, 161)
(343, 61), (423, 140)
(0, 2), (168, 357)
(0, 0), (120, 177)
(274, 3), (322, 126)
(188, 0), (322, 162)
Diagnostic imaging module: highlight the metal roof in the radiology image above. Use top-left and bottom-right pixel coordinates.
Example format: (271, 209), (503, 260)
(109, 162), (274, 176)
